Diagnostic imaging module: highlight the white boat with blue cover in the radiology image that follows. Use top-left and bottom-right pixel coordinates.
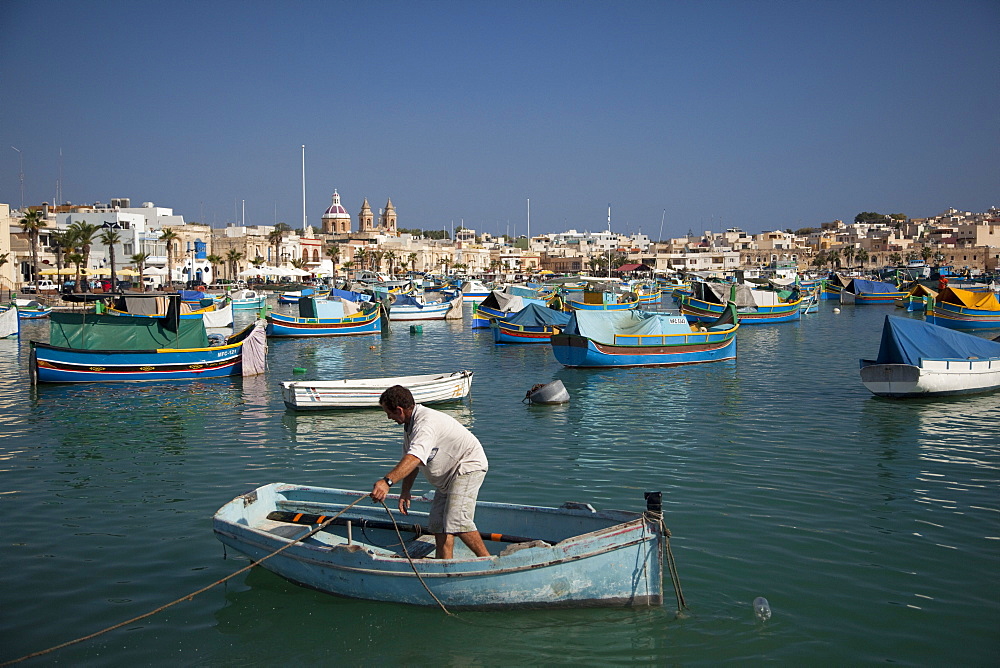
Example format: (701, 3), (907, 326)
(213, 482), (669, 609)
(386, 292), (462, 321)
(860, 315), (1000, 397)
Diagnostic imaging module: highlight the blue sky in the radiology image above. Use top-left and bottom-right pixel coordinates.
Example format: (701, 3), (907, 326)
(2, 0), (997, 239)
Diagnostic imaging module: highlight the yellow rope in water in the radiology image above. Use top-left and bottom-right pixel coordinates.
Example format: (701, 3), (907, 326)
(1, 494), (368, 667)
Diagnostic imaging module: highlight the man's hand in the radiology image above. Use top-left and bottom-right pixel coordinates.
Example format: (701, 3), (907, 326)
(398, 493), (411, 515)
(371, 479), (390, 502)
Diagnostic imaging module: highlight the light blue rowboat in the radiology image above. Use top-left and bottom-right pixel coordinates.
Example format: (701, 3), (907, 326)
(551, 305), (739, 368)
(213, 482), (667, 609)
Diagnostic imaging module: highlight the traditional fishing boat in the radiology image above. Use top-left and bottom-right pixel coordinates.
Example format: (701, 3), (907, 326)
(472, 289), (546, 329)
(565, 287), (640, 311)
(103, 295), (234, 327)
(29, 303), (266, 383)
(821, 273), (852, 300)
(386, 292), (462, 321)
(282, 370), (474, 410)
(213, 482), (669, 609)
(457, 280), (492, 303)
(551, 304), (739, 368)
(266, 296), (385, 337)
(677, 282), (800, 324)
(839, 279), (908, 305)
(925, 287), (1000, 330)
(229, 288), (267, 310)
(860, 315), (1000, 397)
(11, 299), (52, 319)
(895, 284), (936, 311)
(491, 303), (573, 344)
(799, 285), (821, 314)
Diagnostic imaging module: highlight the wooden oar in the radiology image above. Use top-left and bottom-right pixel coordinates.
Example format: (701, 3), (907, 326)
(266, 511), (538, 544)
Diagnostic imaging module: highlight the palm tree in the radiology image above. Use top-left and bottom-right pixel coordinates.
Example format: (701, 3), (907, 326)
(49, 229), (76, 291)
(206, 254), (223, 285)
(826, 248), (841, 271)
(267, 229), (285, 266)
(130, 252), (150, 293)
(408, 252), (419, 274)
(888, 252), (902, 266)
(325, 244), (341, 281)
(441, 256), (452, 275)
(843, 246), (856, 269)
(99, 228), (123, 292)
(19, 209), (48, 294)
(225, 249), (244, 281)
(384, 250), (397, 276)
(353, 247), (369, 272)
(68, 221), (99, 292)
(66, 252), (85, 290)
(159, 229), (180, 287)
(920, 246), (933, 264)
(855, 248), (869, 270)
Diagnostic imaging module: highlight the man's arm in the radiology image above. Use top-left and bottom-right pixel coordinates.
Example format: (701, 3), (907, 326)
(371, 454), (422, 503)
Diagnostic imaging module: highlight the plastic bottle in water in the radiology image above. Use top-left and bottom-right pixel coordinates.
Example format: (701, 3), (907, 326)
(753, 596), (771, 622)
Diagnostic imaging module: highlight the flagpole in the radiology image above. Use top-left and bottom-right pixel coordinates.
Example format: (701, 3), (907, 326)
(301, 145), (307, 230)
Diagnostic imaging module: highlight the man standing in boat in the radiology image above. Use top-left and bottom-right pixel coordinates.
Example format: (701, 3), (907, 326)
(371, 385), (491, 559)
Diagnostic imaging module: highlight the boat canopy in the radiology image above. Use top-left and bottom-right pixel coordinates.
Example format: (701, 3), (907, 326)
(480, 290), (538, 313)
(936, 287), (1000, 311)
(48, 312), (209, 350)
(502, 303), (572, 328)
(565, 309), (695, 344)
(846, 279), (900, 294)
(873, 315), (1000, 366)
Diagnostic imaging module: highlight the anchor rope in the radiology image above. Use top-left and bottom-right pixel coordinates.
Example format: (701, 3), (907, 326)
(376, 499), (454, 616)
(0, 494), (367, 667)
(644, 510), (687, 612)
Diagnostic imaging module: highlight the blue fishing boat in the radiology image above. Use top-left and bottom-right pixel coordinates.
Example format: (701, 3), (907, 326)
(11, 299), (52, 319)
(566, 289), (639, 311)
(491, 303), (572, 344)
(925, 287), (1000, 330)
(386, 292), (462, 321)
(839, 279), (908, 304)
(229, 289), (267, 310)
(678, 282), (800, 324)
(894, 284), (936, 311)
(551, 305), (739, 368)
(29, 307), (266, 383)
(278, 287), (317, 304)
(472, 290), (547, 328)
(214, 482), (669, 609)
(266, 296), (384, 337)
(860, 315), (1000, 397)
(458, 280), (492, 303)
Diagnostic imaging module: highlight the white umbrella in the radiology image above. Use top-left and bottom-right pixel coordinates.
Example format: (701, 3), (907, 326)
(144, 267), (168, 276)
(284, 267), (310, 277)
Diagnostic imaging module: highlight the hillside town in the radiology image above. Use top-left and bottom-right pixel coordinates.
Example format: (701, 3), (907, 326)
(1, 191), (998, 295)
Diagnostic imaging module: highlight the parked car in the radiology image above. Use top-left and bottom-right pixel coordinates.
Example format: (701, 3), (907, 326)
(21, 279), (58, 294)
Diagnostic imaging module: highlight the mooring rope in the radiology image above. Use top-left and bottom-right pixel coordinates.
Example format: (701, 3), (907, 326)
(0, 494), (367, 667)
(376, 499), (454, 616)
(644, 510), (687, 612)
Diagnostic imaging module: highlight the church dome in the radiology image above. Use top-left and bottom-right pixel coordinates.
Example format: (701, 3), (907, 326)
(322, 190), (350, 219)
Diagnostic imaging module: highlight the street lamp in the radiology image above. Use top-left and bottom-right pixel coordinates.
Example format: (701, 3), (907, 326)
(10, 146), (24, 210)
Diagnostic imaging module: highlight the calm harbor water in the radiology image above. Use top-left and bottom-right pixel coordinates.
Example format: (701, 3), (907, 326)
(1, 298), (998, 665)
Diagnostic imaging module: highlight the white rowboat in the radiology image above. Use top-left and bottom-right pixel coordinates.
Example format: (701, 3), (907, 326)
(282, 370), (474, 410)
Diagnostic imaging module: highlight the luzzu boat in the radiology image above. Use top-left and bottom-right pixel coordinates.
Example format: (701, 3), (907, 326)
(458, 280), (492, 303)
(472, 289), (547, 329)
(491, 302), (572, 344)
(925, 287), (1000, 330)
(678, 282), (800, 324)
(551, 304), (739, 368)
(266, 296), (384, 337)
(894, 284), (936, 312)
(281, 370), (473, 410)
(213, 482), (669, 609)
(839, 279), (908, 304)
(229, 288), (267, 310)
(860, 314), (1000, 397)
(386, 292), (462, 321)
(29, 302), (266, 383)
(11, 299), (52, 319)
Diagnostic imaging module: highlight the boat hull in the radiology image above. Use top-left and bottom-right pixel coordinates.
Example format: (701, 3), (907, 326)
(387, 303), (453, 321)
(926, 304), (1000, 330)
(551, 330), (737, 368)
(282, 371), (473, 410)
(213, 483), (664, 609)
(31, 339), (248, 382)
(860, 360), (1000, 397)
(491, 321), (559, 344)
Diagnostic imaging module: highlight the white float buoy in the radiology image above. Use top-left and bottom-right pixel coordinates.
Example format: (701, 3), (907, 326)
(833, 307), (841, 314)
